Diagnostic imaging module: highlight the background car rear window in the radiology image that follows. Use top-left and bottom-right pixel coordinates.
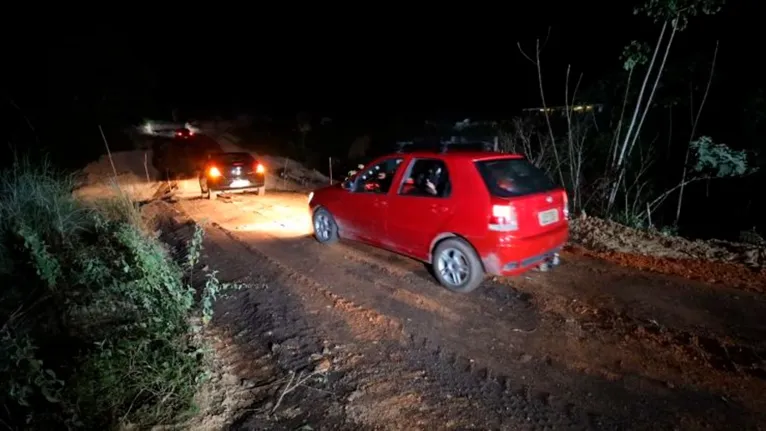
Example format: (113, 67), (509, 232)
(213, 153), (255, 165)
(474, 158), (557, 197)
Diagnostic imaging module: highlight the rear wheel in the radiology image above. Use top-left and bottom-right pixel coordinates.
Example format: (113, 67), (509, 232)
(432, 238), (485, 293)
(312, 207), (339, 244)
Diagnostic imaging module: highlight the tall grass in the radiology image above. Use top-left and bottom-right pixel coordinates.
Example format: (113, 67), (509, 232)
(0, 157), (227, 429)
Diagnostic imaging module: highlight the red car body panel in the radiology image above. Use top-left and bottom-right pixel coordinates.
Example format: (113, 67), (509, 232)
(309, 151), (569, 277)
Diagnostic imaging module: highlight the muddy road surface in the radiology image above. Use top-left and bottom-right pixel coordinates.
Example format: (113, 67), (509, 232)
(162, 185), (766, 430)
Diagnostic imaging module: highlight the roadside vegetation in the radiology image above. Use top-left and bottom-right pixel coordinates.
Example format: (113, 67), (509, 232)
(0, 157), (237, 429)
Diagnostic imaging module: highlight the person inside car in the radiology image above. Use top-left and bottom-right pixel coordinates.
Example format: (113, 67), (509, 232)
(424, 166), (442, 196)
(405, 167), (439, 196)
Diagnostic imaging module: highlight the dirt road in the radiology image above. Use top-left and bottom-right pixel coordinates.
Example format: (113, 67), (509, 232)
(156, 184), (766, 430)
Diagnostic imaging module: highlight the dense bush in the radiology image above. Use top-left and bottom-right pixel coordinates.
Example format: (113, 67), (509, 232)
(0, 159), (218, 429)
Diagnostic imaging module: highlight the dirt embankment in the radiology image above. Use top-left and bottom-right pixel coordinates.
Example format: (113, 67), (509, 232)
(569, 215), (766, 293)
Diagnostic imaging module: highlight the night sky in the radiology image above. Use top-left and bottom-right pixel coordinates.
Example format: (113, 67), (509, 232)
(6, 0), (764, 124)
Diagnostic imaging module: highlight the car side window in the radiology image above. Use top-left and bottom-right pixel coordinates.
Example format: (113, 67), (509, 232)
(355, 158), (404, 194)
(398, 159), (451, 198)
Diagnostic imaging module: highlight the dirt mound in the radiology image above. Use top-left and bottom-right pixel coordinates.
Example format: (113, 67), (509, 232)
(74, 150), (163, 203)
(82, 150), (158, 182)
(570, 215), (765, 269)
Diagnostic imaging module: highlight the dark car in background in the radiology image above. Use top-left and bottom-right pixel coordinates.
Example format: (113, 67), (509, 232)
(199, 152), (267, 199)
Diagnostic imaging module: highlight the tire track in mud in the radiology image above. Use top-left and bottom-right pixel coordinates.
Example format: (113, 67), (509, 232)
(306, 233), (766, 410)
(572, 307), (766, 382)
(167, 201), (595, 429)
(175, 196), (759, 429)
(208, 223), (599, 429)
(531, 251), (766, 348)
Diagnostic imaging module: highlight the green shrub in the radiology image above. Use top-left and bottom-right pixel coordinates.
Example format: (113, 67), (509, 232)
(0, 158), (222, 429)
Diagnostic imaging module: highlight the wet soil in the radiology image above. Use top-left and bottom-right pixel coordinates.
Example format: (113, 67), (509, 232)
(139, 189), (766, 430)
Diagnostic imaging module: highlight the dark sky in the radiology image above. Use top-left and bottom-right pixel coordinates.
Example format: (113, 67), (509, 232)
(160, 2), (638, 114)
(8, 0), (763, 121)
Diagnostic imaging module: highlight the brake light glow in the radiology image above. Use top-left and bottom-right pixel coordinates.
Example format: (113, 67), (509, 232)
(489, 204), (518, 231)
(208, 166), (221, 178)
(255, 163), (265, 174)
(562, 190), (569, 219)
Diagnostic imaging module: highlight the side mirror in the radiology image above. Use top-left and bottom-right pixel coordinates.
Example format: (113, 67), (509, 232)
(341, 179), (355, 191)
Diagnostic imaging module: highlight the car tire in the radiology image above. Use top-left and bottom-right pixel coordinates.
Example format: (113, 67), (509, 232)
(432, 238), (485, 293)
(312, 207), (339, 244)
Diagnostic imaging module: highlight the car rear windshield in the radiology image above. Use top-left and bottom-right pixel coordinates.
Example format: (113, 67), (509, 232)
(212, 153), (255, 165)
(474, 158), (558, 197)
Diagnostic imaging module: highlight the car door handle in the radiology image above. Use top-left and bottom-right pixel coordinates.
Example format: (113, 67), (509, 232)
(430, 204), (448, 213)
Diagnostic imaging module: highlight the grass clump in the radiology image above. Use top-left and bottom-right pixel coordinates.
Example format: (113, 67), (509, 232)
(0, 158), (231, 429)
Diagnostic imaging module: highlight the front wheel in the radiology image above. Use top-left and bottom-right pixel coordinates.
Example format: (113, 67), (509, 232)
(432, 238), (485, 293)
(312, 207), (339, 244)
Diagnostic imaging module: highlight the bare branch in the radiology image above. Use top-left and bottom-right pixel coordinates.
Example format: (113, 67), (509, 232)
(516, 42), (535, 64)
(675, 40), (720, 224)
(541, 26), (553, 51)
(648, 175), (711, 215)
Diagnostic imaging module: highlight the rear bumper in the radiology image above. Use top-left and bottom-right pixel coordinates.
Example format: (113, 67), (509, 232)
(211, 185), (264, 194)
(207, 179), (265, 192)
(206, 172), (265, 191)
(479, 224), (568, 276)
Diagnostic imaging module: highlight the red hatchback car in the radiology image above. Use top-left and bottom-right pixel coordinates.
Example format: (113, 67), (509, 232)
(308, 148), (569, 293)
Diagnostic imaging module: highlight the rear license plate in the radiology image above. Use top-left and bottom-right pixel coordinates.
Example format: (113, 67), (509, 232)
(538, 209), (559, 226)
(230, 179), (250, 188)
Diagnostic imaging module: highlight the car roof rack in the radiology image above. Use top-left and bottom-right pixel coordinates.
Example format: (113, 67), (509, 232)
(395, 136), (497, 154)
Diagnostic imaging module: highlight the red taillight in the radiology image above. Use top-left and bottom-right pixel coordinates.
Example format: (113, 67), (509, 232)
(489, 204), (518, 231)
(255, 163), (265, 174)
(208, 166), (221, 178)
(562, 190), (569, 220)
